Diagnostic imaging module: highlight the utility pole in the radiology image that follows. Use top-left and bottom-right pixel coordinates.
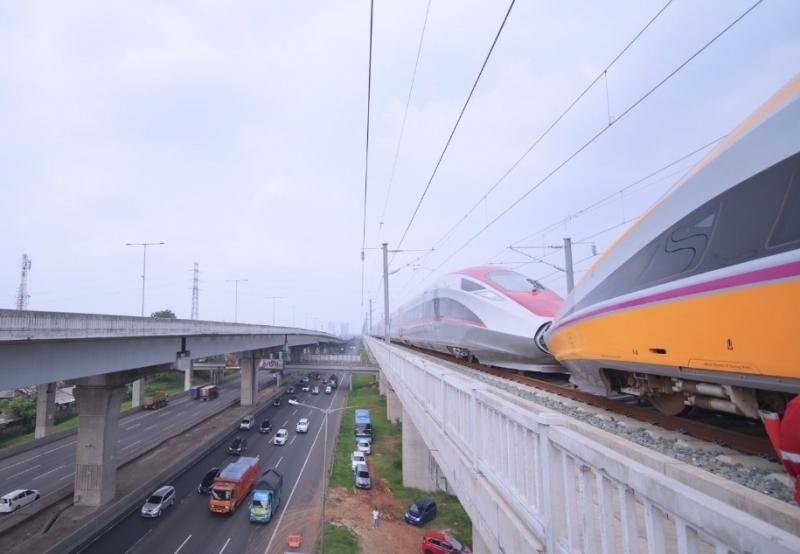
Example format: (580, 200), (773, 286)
(16, 254), (32, 310)
(563, 237), (574, 292)
(266, 296), (284, 325)
(368, 298), (373, 334)
(382, 243), (390, 343)
(226, 279), (248, 322)
(125, 241), (165, 316)
(190, 262), (200, 320)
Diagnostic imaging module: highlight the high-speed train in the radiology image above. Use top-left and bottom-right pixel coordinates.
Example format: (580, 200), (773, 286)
(387, 266), (565, 372)
(545, 75), (800, 419)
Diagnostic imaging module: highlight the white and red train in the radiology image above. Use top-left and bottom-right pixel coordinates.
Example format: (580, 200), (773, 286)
(387, 266), (565, 372)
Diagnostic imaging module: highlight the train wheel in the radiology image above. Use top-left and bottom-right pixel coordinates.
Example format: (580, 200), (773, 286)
(649, 392), (689, 416)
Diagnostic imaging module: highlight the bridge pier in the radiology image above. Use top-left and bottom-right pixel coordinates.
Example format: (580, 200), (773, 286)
(379, 369), (388, 396)
(386, 383), (402, 423)
(34, 382), (57, 439)
(130, 378), (144, 408)
(472, 526), (492, 554)
(73, 378), (125, 507)
(402, 409), (438, 492)
(240, 352), (256, 406)
(178, 357), (193, 391)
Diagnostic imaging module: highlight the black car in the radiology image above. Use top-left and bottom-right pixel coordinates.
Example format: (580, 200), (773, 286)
(197, 467), (220, 494)
(259, 420), (272, 433)
(228, 436), (247, 455)
(405, 498), (437, 526)
(272, 398), (281, 407)
(287, 386), (295, 394)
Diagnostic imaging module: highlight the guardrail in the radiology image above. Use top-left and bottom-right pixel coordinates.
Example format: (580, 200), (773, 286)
(366, 337), (800, 554)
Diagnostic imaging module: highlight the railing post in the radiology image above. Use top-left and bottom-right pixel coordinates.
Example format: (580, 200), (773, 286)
(537, 413), (562, 554)
(470, 386), (480, 472)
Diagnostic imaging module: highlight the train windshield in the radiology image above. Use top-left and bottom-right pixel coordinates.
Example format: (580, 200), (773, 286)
(487, 271), (543, 292)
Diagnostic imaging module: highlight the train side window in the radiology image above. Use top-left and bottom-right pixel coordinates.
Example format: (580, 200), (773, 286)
(768, 162), (800, 247)
(461, 279), (484, 292)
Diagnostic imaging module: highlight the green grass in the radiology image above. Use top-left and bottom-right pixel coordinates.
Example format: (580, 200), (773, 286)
(0, 414), (80, 449)
(328, 373), (473, 546)
(316, 524), (360, 554)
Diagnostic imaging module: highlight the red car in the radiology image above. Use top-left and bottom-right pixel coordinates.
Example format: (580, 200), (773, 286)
(422, 531), (471, 554)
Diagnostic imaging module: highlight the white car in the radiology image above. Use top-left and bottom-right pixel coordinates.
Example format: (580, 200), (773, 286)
(357, 439), (372, 455)
(311, 386), (319, 395)
(324, 386), (332, 394)
(287, 398), (299, 406)
(273, 429), (289, 445)
(301, 384), (310, 392)
(239, 416), (255, 430)
(0, 489), (40, 513)
(351, 451), (366, 472)
(296, 418), (310, 433)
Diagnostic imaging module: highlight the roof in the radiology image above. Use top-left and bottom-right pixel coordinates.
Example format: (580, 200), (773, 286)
(1, 489), (28, 499)
(219, 457), (259, 480)
(153, 485), (174, 496)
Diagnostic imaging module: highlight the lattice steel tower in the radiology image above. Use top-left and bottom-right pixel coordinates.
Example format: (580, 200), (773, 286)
(190, 262), (199, 320)
(16, 254), (32, 310)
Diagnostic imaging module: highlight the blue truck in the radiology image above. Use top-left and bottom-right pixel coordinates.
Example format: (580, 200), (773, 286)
(355, 409), (373, 443)
(249, 469), (282, 524)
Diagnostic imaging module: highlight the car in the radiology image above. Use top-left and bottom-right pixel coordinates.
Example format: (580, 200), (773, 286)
(240, 416), (255, 430)
(322, 378), (328, 384)
(141, 485), (176, 518)
(356, 439), (371, 455)
(273, 429), (289, 445)
(354, 462), (371, 489)
(351, 451), (366, 472)
(311, 386), (319, 395)
(287, 386), (295, 394)
(197, 467), (221, 494)
(301, 384), (310, 392)
(422, 531), (472, 554)
(302, 376), (310, 383)
(288, 397), (299, 406)
(229, 436), (247, 455)
(0, 489), (40, 513)
(260, 420), (272, 433)
(272, 398), (281, 407)
(296, 418), (310, 433)
(405, 498), (438, 526)
(325, 386), (332, 394)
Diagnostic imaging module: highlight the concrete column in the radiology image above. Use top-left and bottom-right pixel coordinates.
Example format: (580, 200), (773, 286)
(240, 352), (256, 407)
(472, 525), (493, 554)
(386, 384), (402, 423)
(178, 357), (193, 391)
(379, 370), (387, 396)
(131, 378), (144, 408)
(35, 382), (57, 439)
(74, 383), (125, 506)
(402, 410), (437, 492)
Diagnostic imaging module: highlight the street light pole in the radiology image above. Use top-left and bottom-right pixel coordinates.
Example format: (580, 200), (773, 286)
(382, 243), (390, 343)
(226, 279), (248, 322)
(125, 241), (165, 316)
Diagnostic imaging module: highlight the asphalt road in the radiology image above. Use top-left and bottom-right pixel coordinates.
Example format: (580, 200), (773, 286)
(80, 373), (348, 554)
(0, 372), (273, 506)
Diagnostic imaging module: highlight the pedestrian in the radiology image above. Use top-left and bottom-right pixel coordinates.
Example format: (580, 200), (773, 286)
(372, 508), (380, 528)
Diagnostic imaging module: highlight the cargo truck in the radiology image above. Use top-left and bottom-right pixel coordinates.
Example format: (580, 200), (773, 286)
(189, 385), (203, 399)
(209, 457), (260, 514)
(200, 385), (218, 401)
(249, 469), (283, 523)
(142, 390), (168, 410)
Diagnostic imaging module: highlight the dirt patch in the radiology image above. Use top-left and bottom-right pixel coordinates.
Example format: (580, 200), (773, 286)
(325, 462), (426, 554)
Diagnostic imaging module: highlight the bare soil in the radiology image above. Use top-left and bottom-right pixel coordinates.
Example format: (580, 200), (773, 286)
(325, 456), (426, 554)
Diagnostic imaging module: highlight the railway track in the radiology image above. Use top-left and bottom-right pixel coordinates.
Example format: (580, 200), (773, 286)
(399, 344), (776, 458)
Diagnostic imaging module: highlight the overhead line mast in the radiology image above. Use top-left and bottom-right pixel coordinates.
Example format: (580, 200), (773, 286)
(16, 253), (31, 310)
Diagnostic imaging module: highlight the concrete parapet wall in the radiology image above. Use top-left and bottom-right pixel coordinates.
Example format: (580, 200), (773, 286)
(366, 337), (800, 554)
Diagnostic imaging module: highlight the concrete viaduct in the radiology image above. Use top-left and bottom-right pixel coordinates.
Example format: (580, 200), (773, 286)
(0, 309), (342, 507)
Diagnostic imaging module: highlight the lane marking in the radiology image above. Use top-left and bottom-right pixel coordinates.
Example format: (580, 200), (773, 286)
(6, 464), (41, 480)
(219, 538), (231, 554)
(122, 439), (143, 451)
(123, 423), (141, 431)
(164, 423), (176, 430)
(59, 471), (75, 481)
(275, 457), (283, 468)
(33, 464), (66, 481)
(174, 534), (192, 554)
(292, 409), (298, 415)
(42, 440), (76, 455)
(289, 435), (297, 446)
(281, 420), (288, 427)
(262, 390), (337, 554)
(0, 455), (42, 473)
(124, 529), (153, 554)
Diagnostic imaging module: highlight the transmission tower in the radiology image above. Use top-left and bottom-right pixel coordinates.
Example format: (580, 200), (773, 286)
(190, 262), (199, 320)
(16, 254), (32, 310)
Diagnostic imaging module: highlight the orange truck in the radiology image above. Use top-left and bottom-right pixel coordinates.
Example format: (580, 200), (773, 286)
(209, 456), (260, 514)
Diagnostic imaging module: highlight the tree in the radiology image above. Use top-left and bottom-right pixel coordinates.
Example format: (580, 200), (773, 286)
(7, 395), (37, 424)
(151, 309), (176, 319)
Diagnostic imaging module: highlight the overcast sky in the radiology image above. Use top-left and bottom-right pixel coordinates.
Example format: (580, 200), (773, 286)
(1, 0), (798, 333)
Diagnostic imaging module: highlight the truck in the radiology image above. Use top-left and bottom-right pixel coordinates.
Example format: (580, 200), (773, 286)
(200, 385), (218, 401)
(142, 390), (168, 410)
(355, 409), (372, 443)
(249, 469), (283, 523)
(189, 385), (203, 399)
(209, 456), (260, 514)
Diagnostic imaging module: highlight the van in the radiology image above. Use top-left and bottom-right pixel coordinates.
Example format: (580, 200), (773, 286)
(240, 416), (255, 430)
(354, 463), (371, 489)
(0, 489), (40, 513)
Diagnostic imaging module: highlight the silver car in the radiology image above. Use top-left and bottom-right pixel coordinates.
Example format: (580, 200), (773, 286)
(354, 463), (371, 489)
(141, 485), (176, 518)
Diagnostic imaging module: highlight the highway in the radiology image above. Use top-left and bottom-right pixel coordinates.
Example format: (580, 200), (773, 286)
(0, 372), (273, 507)
(80, 373), (348, 554)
